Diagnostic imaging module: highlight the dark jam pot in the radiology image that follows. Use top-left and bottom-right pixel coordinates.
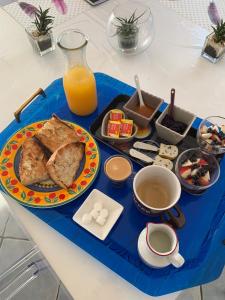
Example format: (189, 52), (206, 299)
(155, 105), (196, 145)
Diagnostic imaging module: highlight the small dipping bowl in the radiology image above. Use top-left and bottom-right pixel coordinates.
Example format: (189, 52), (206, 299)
(104, 155), (133, 184)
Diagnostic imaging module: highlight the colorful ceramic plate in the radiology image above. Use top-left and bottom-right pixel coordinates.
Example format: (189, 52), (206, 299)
(0, 120), (100, 208)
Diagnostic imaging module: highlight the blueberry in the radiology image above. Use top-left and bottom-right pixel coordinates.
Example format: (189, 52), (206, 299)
(218, 132), (224, 139)
(208, 128), (213, 133)
(191, 163), (200, 170)
(190, 154), (198, 162)
(203, 165), (209, 172)
(197, 170), (203, 176)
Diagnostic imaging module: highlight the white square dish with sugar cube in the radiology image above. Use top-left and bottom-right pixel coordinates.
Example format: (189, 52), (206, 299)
(73, 189), (124, 240)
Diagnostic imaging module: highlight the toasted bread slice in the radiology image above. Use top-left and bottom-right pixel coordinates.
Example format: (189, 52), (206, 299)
(46, 142), (85, 189)
(35, 114), (79, 153)
(19, 138), (49, 186)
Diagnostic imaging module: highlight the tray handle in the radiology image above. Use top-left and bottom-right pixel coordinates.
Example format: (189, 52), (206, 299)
(14, 88), (46, 122)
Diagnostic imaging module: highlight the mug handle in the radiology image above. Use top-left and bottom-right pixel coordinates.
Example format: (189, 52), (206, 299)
(168, 252), (185, 268)
(160, 204), (186, 229)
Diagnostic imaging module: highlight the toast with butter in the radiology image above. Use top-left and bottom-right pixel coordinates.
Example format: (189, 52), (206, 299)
(19, 138), (49, 185)
(35, 114), (79, 153)
(46, 142), (85, 189)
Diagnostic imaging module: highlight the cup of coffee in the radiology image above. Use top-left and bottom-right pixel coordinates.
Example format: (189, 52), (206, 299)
(133, 165), (185, 228)
(146, 222), (185, 268)
(104, 155), (133, 184)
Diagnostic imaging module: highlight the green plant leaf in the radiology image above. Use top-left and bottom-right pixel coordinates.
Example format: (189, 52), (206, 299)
(84, 173), (93, 178)
(21, 191), (26, 200)
(27, 127), (35, 131)
(1, 158), (9, 164)
(6, 178), (10, 185)
(90, 154), (96, 159)
(44, 197), (51, 203)
(0, 166), (6, 170)
(68, 189), (76, 195)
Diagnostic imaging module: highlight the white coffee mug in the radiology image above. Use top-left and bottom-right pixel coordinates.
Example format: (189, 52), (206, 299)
(133, 165), (181, 215)
(146, 222), (185, 268)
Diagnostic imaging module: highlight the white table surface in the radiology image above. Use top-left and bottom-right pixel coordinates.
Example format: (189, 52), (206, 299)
(1, 0), (223, 299)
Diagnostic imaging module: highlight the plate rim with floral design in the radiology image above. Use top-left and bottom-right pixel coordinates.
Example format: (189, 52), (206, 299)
(0, 120), (100, 208)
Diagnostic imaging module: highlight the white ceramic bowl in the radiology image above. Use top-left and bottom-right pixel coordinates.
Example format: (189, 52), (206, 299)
(155, 105), (196, 145)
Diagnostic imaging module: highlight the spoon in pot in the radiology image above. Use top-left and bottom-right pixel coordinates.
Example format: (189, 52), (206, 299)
(134, 74), (145, 108)
(134, 75), (154, 119)
(169, 88), (175, 119)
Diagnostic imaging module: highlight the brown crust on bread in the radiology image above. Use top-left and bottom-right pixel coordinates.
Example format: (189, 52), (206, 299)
(46, 142), (85, 189)
(35, 114), (80, 153)
(19, 138), (49, 186)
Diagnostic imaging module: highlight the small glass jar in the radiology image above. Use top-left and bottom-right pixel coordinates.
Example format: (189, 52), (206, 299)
(104, 155), (133, 186)
(197, 116), (225, 155)
(26, 26), (55, 56)
(201, 33), (225, 63)
(107, 1), (154, 55)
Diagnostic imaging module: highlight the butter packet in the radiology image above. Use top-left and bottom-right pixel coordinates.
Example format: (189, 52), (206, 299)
(120, 119), (133, 137)
(107, 121), (121, 138)
(110, 109), (124, 121)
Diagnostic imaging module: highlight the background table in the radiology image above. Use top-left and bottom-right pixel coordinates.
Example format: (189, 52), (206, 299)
(0, 0), (224, 299)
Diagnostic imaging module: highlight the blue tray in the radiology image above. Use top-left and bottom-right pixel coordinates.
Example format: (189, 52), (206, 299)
(0, 73), (225, 296)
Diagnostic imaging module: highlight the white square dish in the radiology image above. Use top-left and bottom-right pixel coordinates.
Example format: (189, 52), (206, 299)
(73, 189), (124, 240)
(155, 105), (196, 145)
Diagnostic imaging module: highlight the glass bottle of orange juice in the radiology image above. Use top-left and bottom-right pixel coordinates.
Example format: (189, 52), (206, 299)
(57, 30), (97, 116)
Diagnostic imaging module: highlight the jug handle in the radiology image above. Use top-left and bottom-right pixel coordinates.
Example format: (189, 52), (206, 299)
(160, 204), (186, 229)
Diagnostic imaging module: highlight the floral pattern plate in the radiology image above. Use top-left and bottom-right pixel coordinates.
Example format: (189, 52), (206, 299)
(0, 121), (100, 208)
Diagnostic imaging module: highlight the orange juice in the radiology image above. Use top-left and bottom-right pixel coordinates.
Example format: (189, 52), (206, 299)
(63, 65), (97, 116)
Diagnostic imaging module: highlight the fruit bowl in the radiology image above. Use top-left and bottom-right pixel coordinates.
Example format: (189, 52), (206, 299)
(197, 116), (225, 155)
(175, 148), (220, 194)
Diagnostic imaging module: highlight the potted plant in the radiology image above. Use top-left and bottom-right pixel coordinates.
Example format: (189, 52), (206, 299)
(202, 1), (225, 63)
(18, 1), (68, 56)
(25, 7), (55, 56)
(115, 10), (145, 50)
(202, 20), (225, 63)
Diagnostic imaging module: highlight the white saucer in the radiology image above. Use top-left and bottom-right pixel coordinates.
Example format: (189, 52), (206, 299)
(137, 228), (179, 268)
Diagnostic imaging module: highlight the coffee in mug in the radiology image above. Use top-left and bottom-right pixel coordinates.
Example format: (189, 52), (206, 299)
(136, 180), (170, 209)
(133, 165), (181, 214)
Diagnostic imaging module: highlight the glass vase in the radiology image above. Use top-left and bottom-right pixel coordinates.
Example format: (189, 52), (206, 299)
(107, 1), (154, 55)
(57, 30), (97, 116)
(26, 26), (55, 56)
(201, 33), (225, 63)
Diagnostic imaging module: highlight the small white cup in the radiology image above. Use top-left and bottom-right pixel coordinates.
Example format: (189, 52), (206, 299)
(146, 222), (185, 268)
